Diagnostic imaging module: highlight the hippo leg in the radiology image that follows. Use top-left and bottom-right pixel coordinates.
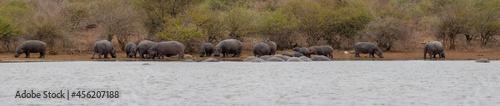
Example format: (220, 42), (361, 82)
(355, 51), (360, 57)
(104, 53), (109, 59)
(329, 53), (333, 58)
(428, 53), (433, 59)
(433, 54), (437, 58)
(179, 53), (184, 59)
(39, 52), (45, 58)
(91, 52), (96, 59)
(98, 52), (102, 59)
(25, 52), (30, 58)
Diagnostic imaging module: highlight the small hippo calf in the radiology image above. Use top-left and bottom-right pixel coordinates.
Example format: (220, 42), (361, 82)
(125, 42), (137, 58)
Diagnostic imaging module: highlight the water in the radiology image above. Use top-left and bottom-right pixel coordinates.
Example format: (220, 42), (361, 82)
(0, 61), (499, 105)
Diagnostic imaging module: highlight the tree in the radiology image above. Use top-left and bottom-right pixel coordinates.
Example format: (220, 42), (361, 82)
(432, 1), (472, 50)
(0, 0), (31, 52)
(223, 7), (256, 41)
(0, 17), (19, 52)
(135, 0), (196, 38)
(93, 0), (144, 50)
(358, 17), (410, 50)
(473, 0), (500, 46)
(259, 9), (299, 49)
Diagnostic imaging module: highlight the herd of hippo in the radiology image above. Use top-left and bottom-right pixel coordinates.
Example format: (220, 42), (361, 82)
(12, 39), (448, 60)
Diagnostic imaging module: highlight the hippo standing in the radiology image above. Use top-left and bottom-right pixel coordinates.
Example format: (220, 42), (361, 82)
(293, 47), (310, 57)
(264, 38), (277, 55)
(91, 40), (116, 59)
(424, 41), (445, 59)
(200, 43), (215, 57)
(354, 42), (383, 58)
(14, 40), (47, 58)
(147, 41), (185, 59)
(253, 42), (270, 57)
(137, 40), (158, 59)
(125, 42), (137, 58)
(309, 46), (334, 58)
(214, 39), (243, 57)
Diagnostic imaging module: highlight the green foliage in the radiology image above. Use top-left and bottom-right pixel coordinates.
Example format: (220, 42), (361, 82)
(327, 0), (372, 38)
(156, 17), (205, 41)
(223, 7), (256, 41)
(0, 17), (18, 38)
(259, 9), (299, 49)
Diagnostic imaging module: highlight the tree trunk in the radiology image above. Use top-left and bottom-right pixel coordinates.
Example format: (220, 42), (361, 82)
(107, 34), (114, 42)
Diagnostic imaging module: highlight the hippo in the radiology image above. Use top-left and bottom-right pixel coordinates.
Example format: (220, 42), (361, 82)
(244, 56), (258, 62)
(203, 58), (219, 62)
(91, 40), (116, 59)
(214, 39), (243, 57)
(293, 47), (310, 57)
(309, 46), (334, 58)
(264, 38), (277, 55)
(251, 58), (266, 62)
(146, 41), (185, 59)
(312, 55), (331, 61)
(282, 52), (294, 57)
(266, 57), (285, 62)
(258, 55), (273, 61)
(253, 43), (270, 57)
(287, 57), (303, 62)
(424, 41), (445, 59)
(14, 40), (47, 58)
(125, 42), (137, 58)
(475, 58), (490, 63)
(299, 56), (313, 62)
(293, 52), (304, 57)
(200, 43), (215, 57)
(272, 55), (290, 61)
(354, 42), (383, 58)
(137, 40), (158, 59)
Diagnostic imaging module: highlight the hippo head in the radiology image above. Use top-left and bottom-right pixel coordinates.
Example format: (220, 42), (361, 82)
(308, 47), (316, 54)
(128, 47), (136, 58)
(146, 50), (157, 59)
(111, 48), (117, 58)
(200, 51), (206, 57)
(440, 53), (445, 58)
(264, 38), (270, 43)
(14, 47), (23, 58)
(375, 49), (383, 58)
(214, 47), (222, 57)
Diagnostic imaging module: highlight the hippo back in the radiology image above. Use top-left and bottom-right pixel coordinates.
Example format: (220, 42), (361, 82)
(424, 41), (444, 54)
(138, 40), (157, 52)
(217, 39), (242, 53)
(19, 40), (47, 53)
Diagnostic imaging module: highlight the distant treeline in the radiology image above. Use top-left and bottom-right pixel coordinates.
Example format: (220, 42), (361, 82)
(0, 0), (498, 53)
